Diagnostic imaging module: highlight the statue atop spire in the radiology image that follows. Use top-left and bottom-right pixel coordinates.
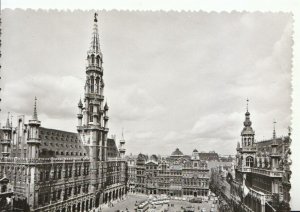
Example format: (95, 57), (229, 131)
(33, 97), (38, 121)
(94, 12), (98, 22)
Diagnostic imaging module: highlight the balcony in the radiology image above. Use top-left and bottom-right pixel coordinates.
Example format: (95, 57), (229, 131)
(237, 167), (252, 173)
(86, 65), (102, 72)
(85, 93), (104, 100)
(252, 168), (283, 178)
(241, 146), (256, 152)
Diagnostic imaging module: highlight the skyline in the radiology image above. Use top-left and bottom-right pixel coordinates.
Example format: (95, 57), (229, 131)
(0, 10), (293, 155)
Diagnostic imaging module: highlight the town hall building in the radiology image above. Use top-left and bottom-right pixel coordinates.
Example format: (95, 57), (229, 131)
(0, 13), (127, 212)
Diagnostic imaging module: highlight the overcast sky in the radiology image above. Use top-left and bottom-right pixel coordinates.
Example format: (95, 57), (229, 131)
(1, 10), (293, 155)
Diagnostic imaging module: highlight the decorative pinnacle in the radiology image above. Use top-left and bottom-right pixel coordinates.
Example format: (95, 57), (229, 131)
(246, 98), (249, 112)
(33, 97), (38, 120)
(104, 101), (109, 110)
(5, 112), (10, 128)
(78, 98), (83, 108)
(273, 120), (277, 139)
(10, 114), (13, 127)
(122, 127), (124, 140)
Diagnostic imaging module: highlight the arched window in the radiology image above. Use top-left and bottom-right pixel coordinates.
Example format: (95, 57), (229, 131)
(246, 156), (254, 167)
(90, 76), (94, 93)
(91, 54), (95, 64)
(96, 77), (100, 94)
(89, 105), (93, 122)
(96, 56), (100, 66)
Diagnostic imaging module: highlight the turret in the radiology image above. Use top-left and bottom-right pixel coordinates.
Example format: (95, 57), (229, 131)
(192, 149), (199, 160)
(27, 97), (41, 159)
(119, 129), (126, 159)
(270, 121), (280, 170)
(104, 101), (109, 128)
(1, 113), (12, 157)
(241, 99), (255, 147)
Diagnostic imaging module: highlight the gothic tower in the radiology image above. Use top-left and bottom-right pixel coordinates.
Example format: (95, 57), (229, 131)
(77, 13), (108, 193)
(27, 97), (41, 159)
(239, 99), (256, 188)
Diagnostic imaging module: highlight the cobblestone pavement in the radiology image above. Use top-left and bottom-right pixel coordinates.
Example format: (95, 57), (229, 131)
(100, 194), (218, 212)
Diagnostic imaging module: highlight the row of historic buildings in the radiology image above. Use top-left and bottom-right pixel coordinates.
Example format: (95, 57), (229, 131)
(230, 102), (292, 212)
(0, 14), (128, 212)
(126, 148), (211, 198)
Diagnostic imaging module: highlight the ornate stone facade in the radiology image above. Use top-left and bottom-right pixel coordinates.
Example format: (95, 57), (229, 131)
(127, 148), (210, 197)
(230, 101), (292, 212)
(0, 13), (128, 212)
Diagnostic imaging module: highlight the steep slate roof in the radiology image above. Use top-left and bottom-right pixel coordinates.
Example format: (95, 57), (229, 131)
(256, 136), (290, 155)
(39, 127), (87, 158)
(107, 138), (118, 158)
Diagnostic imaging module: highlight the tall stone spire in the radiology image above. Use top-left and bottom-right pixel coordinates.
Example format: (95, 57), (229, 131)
(77, 13), (109, 194)
(32, 97), (38, 120)
(89, 12), (101, 55)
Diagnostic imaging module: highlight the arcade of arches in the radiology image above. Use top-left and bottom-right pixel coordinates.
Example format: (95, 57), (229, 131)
(51, 187), (127, 212)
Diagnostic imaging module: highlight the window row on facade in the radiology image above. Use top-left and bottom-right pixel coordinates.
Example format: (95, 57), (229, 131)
(39, 165), (90, 182)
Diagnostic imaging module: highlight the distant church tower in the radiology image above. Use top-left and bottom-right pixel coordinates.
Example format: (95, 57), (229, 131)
(77, 13), (108, 193)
